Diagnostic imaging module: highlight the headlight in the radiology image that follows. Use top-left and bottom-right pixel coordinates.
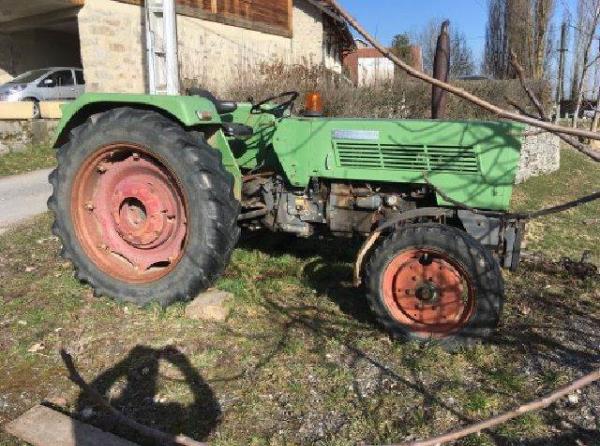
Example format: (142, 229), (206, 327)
(9, 85), (26, 93)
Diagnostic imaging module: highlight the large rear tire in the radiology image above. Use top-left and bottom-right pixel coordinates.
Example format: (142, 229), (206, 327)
(48, 107), (240, 306)
(365, 223), (503, 347)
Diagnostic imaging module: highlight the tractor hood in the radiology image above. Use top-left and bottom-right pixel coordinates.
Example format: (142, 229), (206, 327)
(271, 117), (525, 211)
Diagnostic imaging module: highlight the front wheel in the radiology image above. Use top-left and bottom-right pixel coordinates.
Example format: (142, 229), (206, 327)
(48, 107), (240, 306)
(365, 223), (503, 347)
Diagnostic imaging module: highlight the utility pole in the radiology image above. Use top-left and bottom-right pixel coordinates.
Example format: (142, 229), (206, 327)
(145, 0), (180, 95)
(555, 21), (568, 123)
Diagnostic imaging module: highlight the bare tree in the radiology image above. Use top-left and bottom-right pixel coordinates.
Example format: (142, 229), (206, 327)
(414, 19), (475, 77)
(590, 38), (600, 130)
(533, 0), (556, 79)
(484, 0), (508, 77)
(571, 0), (600, 127)
(570, 1), (586, 101)
(484, 0), (555, 79)
(450, 30), (476, 77)
(506, 0), (535, 77)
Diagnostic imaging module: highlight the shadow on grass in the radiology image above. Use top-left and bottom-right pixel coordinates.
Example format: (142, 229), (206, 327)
(236, 230), (599, 444)
(73, 345), (220, 445)
(239, 231), (377, 326)
(239, 231), (599, 368)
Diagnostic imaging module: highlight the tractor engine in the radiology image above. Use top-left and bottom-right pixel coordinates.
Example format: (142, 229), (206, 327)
(239, 177), (423, 237)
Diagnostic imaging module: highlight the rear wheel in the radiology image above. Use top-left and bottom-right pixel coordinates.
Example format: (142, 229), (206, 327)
(365, 223), (503, 347)
(48, 107), (240, 306)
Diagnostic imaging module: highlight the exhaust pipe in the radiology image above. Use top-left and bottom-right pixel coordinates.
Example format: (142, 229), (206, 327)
(432, 20), (450, 119)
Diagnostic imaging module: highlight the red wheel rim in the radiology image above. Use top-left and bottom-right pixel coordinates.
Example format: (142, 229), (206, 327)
(381, 248), (475, 338)
(71, 144), (187, 283)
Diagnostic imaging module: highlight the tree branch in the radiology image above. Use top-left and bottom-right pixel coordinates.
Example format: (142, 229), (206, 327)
(555, 133), (600, 162)
(386, 368), (600, 446)
(324, 0), (600, 143)
(505, 97), (540, 119)
(509, 50), (549, 120)
(60, 349), (207, 446)
(508, 48), (600, 162)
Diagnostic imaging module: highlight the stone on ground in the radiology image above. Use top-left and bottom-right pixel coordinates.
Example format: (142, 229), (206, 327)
(3, 405), (138, 446)
(185, 289), (234, 322)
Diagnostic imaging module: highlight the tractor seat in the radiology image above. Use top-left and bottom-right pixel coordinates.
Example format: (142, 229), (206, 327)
(222, 122), (254, 139)
(187, 88), (238, 114)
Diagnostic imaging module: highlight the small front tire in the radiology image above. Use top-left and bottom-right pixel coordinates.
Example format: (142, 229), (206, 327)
(365, 223), (504, 347)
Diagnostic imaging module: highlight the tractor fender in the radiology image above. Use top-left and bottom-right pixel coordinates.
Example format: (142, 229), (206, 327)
(353, 207), (456, 287)
(53, 93), (222, 147)
(52, 93), (242, 199)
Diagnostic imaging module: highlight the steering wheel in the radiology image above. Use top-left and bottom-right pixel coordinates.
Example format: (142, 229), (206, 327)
(251, 91), (299, 114)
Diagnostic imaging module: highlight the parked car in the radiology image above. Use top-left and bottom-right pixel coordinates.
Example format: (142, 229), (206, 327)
(0, 67), (85, 115)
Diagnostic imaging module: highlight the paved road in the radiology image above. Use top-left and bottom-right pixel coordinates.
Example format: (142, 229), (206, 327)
(0, 168), (53, 234)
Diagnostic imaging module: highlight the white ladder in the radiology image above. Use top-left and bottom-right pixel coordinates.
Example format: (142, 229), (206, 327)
(144, 0), (180, 95)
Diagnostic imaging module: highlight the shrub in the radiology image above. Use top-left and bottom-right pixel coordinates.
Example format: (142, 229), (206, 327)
(213, 62), (552, 120)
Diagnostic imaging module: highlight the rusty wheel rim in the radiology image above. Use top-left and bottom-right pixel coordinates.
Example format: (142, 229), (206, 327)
(382, 248), (475, 338)
(71, 144), (187, 283)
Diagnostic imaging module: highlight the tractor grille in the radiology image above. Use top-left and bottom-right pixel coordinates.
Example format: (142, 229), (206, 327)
(335, 143), (480, 173)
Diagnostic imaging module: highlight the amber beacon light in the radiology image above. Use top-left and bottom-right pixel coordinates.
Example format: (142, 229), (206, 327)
(304, 92), (324, 117)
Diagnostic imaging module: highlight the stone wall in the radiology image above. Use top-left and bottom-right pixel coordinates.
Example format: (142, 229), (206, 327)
(78, 0), (147, 93)
(78, 0), (330, 94)
(515, 127), (561, 184)
(0, 120), (58, 154)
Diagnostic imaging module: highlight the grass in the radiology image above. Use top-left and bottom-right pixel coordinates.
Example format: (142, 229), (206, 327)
(0, 145), (56, 177)
(0, 148), (599, 445)
(511, 146), (600, 263)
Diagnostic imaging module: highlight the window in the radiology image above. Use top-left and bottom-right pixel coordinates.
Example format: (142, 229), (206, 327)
(41, 70), (74, 87)
(75, 70), (85, 85)
(10, 69), (51, 84)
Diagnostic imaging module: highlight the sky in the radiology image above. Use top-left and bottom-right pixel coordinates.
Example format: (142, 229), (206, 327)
(339, 0), (578, 75)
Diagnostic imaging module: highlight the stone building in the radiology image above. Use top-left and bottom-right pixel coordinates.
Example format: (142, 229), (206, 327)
(0, 0), (354, 94)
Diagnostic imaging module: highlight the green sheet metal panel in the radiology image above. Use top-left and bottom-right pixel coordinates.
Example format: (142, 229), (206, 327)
(55, 93), (222, 140)
(221, 103), (278, 169)
(272, 118), (524, 211)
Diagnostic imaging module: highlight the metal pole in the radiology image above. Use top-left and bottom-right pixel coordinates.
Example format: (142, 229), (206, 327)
(144, 1), (157, 94)
(163, 0), (180, 95)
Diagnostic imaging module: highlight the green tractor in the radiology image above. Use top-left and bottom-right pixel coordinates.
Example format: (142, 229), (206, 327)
(48, 89), (525, 346)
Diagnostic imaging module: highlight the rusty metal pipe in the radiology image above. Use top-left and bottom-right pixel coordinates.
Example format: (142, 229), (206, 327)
(432, 20), (450, 119)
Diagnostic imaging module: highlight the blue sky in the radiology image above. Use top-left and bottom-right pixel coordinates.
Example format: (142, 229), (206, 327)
(340, 0), (578, 74)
